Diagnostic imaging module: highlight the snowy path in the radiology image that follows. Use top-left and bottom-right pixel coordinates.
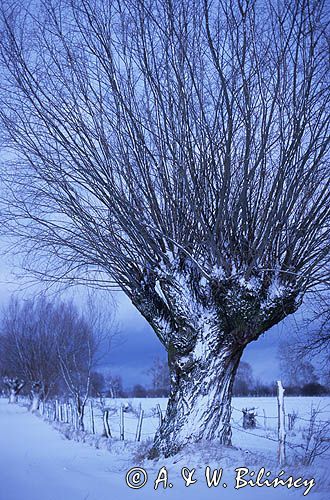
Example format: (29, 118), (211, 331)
(0, 400), (140, 500)
(0, 399), (328, 500)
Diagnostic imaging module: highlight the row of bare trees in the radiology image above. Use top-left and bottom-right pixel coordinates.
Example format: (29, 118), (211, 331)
(147, 356), (330, 397)
(0, 295), (115, 429)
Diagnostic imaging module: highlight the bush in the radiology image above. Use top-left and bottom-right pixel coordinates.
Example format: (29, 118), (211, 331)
(301, 383), (328, 396)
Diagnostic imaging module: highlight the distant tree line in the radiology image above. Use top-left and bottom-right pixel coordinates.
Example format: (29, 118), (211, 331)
(278, 336), (330, 397)
(121, 357), (330, 398)
(100, 357), (330, 399)
(2, 294), (326, 405)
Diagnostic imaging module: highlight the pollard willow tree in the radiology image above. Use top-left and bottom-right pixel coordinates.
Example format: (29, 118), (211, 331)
(0, 297), (61, 410)
(3, 377), (25, 404)
(0, 0), (329, 456)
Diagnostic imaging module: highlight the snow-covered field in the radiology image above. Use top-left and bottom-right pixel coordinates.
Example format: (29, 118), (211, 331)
(68, 396), (330, 459)
(0, 397), (329, 500)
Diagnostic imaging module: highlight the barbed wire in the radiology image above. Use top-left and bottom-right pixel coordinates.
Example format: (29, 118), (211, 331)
(294, 415), (330, 424)
(231, 405), (330, 423)
(231, 425), (306, 450)
(231, 405), (278, 418)
(231, 425), (279, 443)
(11, 396), (330, 452)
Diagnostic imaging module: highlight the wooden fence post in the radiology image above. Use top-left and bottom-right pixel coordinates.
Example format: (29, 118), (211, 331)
(69, 399), (75, 426)
(135, 409), (144, 442)
(120, 406), (125, 440)
(156, 404), (163, 428)
(277, 380), (286, 466)
(89, 400), (95, 434)
(288, 411), (298, 431)
(63, 403), (67, 423)
(263, 409), (267, 430)
(73, 408), (78, 430)
(67, 403), (70, 424)
(103, 410), (112, 438)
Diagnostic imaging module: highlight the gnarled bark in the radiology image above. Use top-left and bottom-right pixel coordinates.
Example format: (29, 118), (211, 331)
(137, 270), (301, 457)
(75, 396), (85, 432)
(30, 381), (44, 412)
(150, 341), (243, 457)
(3, 377), (24, 404)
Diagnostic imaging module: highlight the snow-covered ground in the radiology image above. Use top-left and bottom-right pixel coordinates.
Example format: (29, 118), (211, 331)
(92, 396), (330, 439)
(70, 396), (330, 460)
(0, 397), (329, 500)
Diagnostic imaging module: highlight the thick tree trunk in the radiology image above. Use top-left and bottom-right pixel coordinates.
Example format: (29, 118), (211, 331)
(77, 411), (84, 431)
(9, 389), (18, 404)
(136, 268), (301, 458)
(30, 382), (43, 412)
(31, 394), (41, 412)
(5, 378), (24, 404)
(75, 396), (85, 431)
(150, 342), (243, 457)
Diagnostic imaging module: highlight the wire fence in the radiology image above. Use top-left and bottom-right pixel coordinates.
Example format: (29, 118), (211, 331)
(22, 396), (168, 442)
(8, 388), (330, 464)
(230, 397), (330, 461)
